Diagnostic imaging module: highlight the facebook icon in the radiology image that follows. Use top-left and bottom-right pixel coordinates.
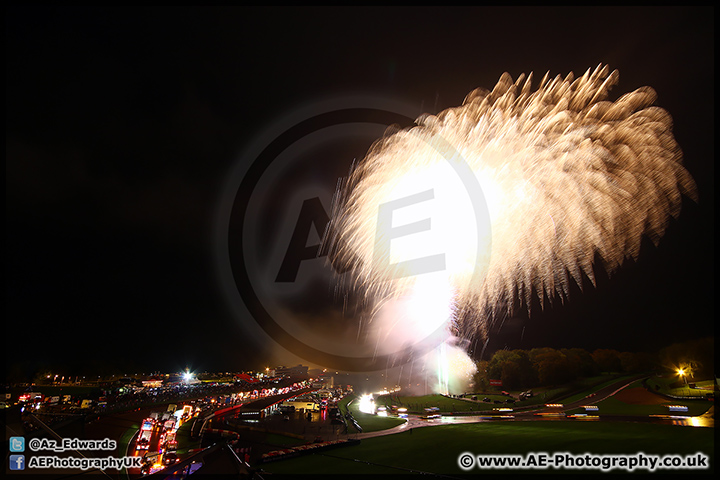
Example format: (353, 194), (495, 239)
(9, 454), (25, 470)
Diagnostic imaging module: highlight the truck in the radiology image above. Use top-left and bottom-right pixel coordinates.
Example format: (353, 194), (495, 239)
(283, 399), (319, 412)
(136, 429), (152, 450)
(163, 417), (176, 432)
(19, 392), (44, 403)
(164, 432), (177, 452)
(136, 419), (154, 450)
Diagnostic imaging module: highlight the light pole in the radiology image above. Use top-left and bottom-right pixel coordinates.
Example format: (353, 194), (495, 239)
(677, 368), (689, 395)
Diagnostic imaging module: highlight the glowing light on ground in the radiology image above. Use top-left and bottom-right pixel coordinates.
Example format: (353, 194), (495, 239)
(358, 393), (376, 414)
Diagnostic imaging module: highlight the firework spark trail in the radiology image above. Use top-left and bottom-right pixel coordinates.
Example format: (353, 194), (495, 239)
(325, 65), (697, 391)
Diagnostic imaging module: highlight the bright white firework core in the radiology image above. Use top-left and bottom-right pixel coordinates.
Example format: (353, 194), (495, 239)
(375, 160), (487, 281)
(371, 273), (455, 356)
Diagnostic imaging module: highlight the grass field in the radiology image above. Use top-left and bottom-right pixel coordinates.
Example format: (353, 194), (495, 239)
(566, 385), (714, 417)
(646, 376), (716, 398)
(377, 394), (483, 413)
(343, 394), (405, 433)
(175, 418), (201, 454)
(118, 420), (141, 479)
(337, 395), (352, 416)
(559, 375), (640, 404)
(374, 378), (715, 417)
(258, 420), (714, 476)
(377, 375), (640, 414)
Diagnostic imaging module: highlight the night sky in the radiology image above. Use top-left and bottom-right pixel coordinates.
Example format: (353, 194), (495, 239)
(6, 7), (714, 380)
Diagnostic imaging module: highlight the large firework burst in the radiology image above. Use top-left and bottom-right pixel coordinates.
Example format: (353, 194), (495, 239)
(326, 64), (697, 349)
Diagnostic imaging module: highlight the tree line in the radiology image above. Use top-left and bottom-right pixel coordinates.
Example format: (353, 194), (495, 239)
(473, 337), (713, 391)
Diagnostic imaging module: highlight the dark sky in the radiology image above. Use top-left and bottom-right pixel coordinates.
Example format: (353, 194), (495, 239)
(6, 7), (714, 380)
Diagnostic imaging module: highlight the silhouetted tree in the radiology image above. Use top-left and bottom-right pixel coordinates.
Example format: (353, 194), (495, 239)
(619, 351), (655, 373)
(592, 349), (622, 373)
(532, 349), (572, 386)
